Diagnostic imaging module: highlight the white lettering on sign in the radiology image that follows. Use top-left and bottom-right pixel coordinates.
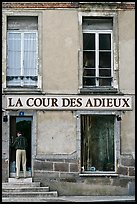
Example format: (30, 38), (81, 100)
(6, 95), (132, 110)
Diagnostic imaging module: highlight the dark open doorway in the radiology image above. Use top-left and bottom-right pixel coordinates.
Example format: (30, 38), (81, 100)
(9, 116), (32, 177)
(81, 115), (115, 173)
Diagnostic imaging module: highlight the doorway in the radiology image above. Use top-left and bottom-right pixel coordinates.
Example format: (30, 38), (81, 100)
(81, 115), (115, 173)
(9, 116), (32, 177)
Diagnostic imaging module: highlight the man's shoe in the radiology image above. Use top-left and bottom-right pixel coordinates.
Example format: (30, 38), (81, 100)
(16, 176), (19, 179)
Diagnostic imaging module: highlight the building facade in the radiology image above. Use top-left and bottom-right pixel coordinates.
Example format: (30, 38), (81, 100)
(2, 2), (135, 195)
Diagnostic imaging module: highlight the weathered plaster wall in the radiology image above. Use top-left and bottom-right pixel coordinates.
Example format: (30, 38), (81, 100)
(118, 10), (135, 94)
(42, 10), (79, 94)
(118, 10), (135, 154)
(37, 111), (76, 154)
(120, 99), (135, 154)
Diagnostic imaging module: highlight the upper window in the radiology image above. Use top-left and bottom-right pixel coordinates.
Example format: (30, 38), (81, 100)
(6, 16), (38, 88)
(82, 17), (113, 89)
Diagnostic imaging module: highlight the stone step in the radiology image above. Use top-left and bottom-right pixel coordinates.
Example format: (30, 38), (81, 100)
(2, 182), (41, 188)
(2, 191), (58, 198)
(3, 179), (41, 187)
(2, 186), (50, 192)
(2, 179), (58, 199)
(8, 177), (33, 183)
(10, 172), (31, 178)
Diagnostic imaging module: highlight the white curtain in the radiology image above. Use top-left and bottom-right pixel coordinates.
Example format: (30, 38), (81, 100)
(7, 31), (37, 87)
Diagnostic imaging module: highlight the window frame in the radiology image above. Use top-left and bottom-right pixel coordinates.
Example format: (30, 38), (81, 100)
(2, 11), (42, 93)
(83, 30), (113, 87)
(78, 12), (119, 93)
(76, 110), (121, 176)
(7, 30), (38, 87)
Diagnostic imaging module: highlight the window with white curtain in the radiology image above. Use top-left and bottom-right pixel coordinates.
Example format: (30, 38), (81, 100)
(6, 16), (38, 87)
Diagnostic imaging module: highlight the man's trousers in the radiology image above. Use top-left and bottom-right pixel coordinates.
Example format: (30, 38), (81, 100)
(16, 149), (26, 178)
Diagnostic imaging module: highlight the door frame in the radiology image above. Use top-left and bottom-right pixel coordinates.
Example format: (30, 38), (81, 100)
(76, 110), (121, 175)
(8, 111), (36, 178)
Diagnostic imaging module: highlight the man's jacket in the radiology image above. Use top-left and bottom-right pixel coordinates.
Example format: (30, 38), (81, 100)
(11, 135), (28, 150)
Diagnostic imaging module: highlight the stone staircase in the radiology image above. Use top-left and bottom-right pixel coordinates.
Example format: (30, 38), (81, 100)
(2, 178), (58, 202)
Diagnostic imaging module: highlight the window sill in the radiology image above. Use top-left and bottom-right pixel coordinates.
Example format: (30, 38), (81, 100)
(79, 87), (118, 94)
(79, 172), (118, 177)
(3, 88), (42, 95)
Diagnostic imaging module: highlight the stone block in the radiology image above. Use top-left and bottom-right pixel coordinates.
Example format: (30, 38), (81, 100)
(128, 167), (135, 176)
(117, 166), (128, 175)
(70, 163), (79, 172)
(54, 162), (68, 172)
(34, 160), (53, 171)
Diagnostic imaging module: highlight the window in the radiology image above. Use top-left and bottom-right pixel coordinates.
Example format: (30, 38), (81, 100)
(81, 115), (115, 173)
(6, 16), (38, 87)
(82, 17), (113, 88)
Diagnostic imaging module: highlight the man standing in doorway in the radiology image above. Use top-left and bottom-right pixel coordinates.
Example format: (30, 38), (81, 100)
(11, 131), (28, 179)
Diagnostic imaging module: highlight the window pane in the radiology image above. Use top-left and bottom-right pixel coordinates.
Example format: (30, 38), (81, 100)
(24, 77), (37, 86)
(99, 78), (112, 86)
(83, 33), (95, 50)
(99, 34), (111, 50)
(81, 115), (115, 172)
(7, 33), (21, 76)
(83, 77), (95, 86)
(83, 68), (95, 77)
(99, 68), (111, 77)
(99, 52), (111, 68)
(7, 16), (38, 30)
(24, 33), (37, 76)
(83, 51), (95, 68)
(83, 17), (113, 30)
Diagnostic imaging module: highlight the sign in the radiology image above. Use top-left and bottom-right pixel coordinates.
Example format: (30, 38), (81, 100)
(19, 111), (24, 116)
(6, 95), (132, 110)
